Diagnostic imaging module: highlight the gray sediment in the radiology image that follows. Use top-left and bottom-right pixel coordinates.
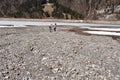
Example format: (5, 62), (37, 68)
(0, 26), (120, 80)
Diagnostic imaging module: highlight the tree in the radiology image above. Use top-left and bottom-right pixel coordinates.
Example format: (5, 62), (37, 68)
(45, 12), (50, 17)
(65, 14), (69, 19)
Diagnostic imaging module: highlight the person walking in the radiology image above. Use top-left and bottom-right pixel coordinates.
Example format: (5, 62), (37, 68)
(54, 23), (57, 32)
(49, 25), (52, 32)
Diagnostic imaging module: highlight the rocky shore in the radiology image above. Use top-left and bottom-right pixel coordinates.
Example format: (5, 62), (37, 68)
(0, 26), (120, 80)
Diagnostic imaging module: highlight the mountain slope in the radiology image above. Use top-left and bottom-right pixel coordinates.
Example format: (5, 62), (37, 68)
(58, 0), (120, 20)
(0, 0), (119, 20)
(0, 0), (43, 18)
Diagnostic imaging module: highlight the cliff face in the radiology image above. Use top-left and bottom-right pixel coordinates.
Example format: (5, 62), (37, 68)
(58, 0), (120, 20)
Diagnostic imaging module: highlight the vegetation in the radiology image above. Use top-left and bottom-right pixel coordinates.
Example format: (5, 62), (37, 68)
(65, 14), (69, 19)
(1, 0), (44, 18)
(18, 0), (44, 18)
(0, 0), (84, 19)
(52, 2), (84, 19)
(0, 13), (3, 17)
(49, 0), (57, 4)
(45, 12), (50, 17)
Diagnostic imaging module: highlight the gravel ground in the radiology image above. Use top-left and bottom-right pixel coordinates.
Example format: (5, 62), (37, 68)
(0, 26), (120, 80)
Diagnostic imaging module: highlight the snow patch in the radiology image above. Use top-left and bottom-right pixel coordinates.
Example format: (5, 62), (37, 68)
(83, 31), (120, 36)
(84, 27), (120, 31)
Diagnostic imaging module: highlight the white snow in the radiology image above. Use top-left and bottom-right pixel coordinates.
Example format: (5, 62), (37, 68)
(0, 20), (119, 27)
(0, 25), (27, 28)
(82, 27), (120, 31)
(0, 26), (12, 27)
(83, 31), (120, 36)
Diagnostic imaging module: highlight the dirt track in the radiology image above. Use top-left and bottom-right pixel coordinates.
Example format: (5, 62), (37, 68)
(0, 26), (120, 80)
